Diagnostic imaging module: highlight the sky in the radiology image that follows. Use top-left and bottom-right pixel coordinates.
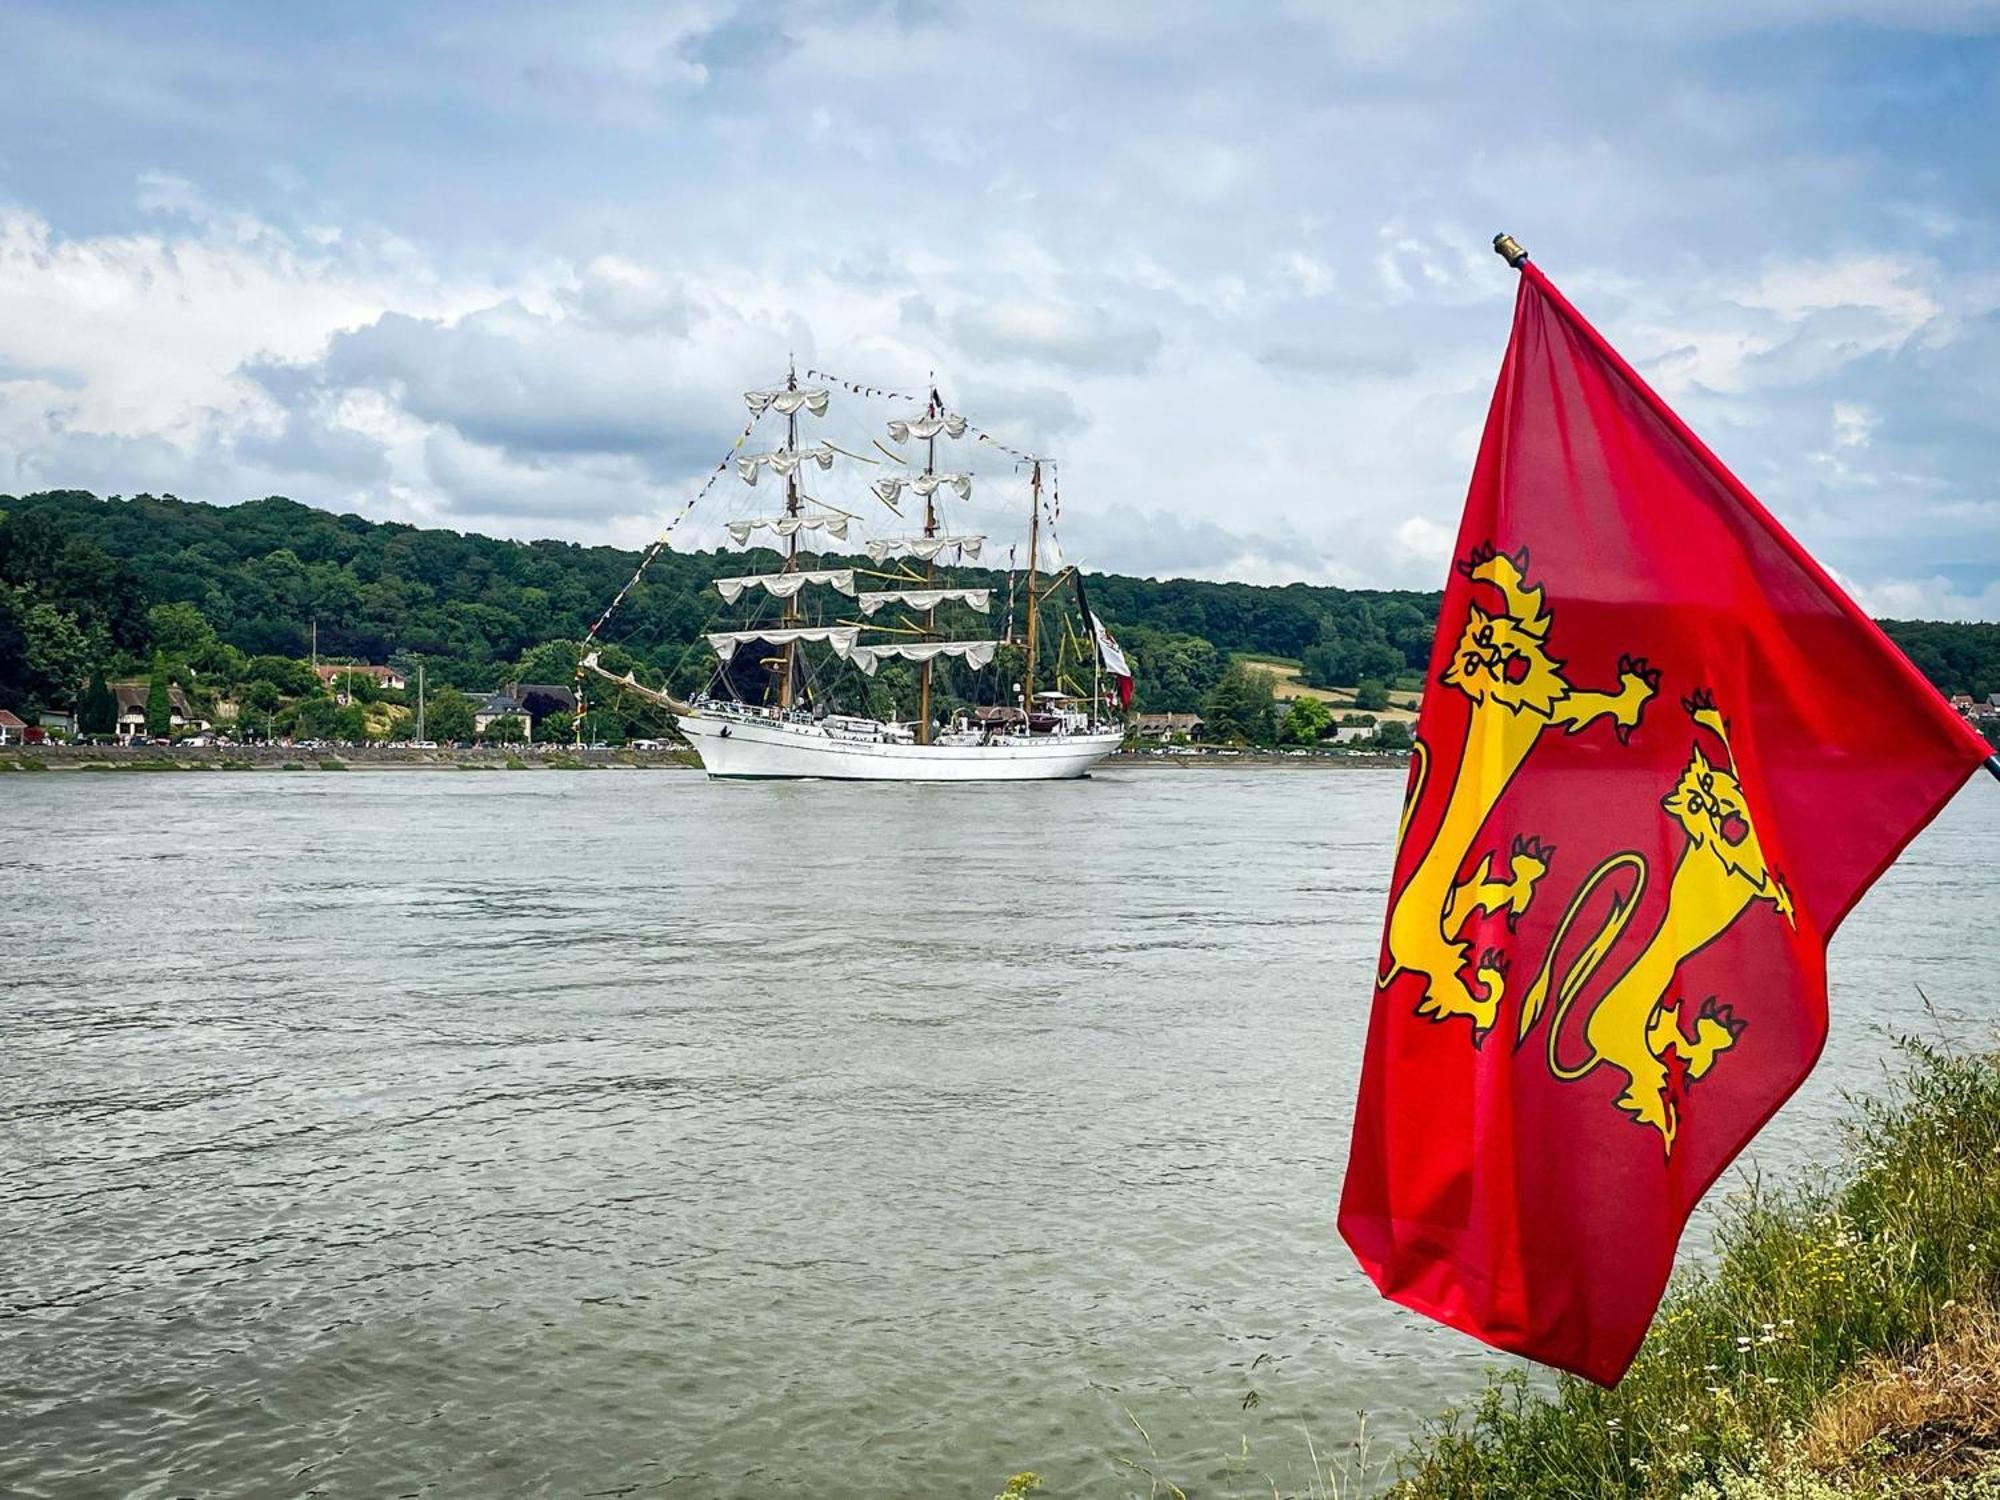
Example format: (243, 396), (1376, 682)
(1, 0), (1997, 617)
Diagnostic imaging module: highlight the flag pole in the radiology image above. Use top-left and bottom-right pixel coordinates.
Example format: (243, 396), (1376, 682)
(1493, 232), (1998, 788)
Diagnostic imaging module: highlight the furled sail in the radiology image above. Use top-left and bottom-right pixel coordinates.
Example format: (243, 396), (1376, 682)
(707, 625), (861, 663)
(713, 570), (857, 604)
(724, 514), (850, 545)
(857, 588), (992, 616)
(862, 534), (985, 563)
(886, 412), (968, 443)
(744, 386), (829, 418)
(736, 444), (837, 484)
(835, 639), (999, 676)
(870, 472), (972, 505)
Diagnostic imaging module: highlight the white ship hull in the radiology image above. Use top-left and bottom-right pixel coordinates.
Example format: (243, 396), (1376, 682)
(678, 711), (1121, 781)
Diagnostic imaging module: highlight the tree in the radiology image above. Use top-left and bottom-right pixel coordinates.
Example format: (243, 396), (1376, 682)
(80, 671), (117, 736)
(424, 685), (475, 744)
(1279, 695), (1333, 745)
(1123, 627), (1227, 714)
(334, 702), (371, 742)
(540, 708), (576, 745)
(246, 654), (321, 697)
(1354, 680), (1391, 712)
(145, 659), (172, 736)
(1202, 660), (1279, 745)
(1374, 720), (1413, 751)
(481, 713), (526, 744)
(292, 696), (341, 740)
(510, 638), (582, 687)
(146, 601), (216, 664)
(1301, 637), (1404, 690)
(0, 588), (28, 712)
(18, 597), (92, 712)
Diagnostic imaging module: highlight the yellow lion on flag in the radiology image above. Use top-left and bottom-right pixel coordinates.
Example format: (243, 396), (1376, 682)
(1382, 544), (1660, 1037)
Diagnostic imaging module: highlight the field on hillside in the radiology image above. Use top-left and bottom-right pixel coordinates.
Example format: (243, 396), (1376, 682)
(1239, 656), (1423, 722)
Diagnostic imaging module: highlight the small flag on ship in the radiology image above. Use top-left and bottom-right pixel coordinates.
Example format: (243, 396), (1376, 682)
(1338, 235), (1994, 1385)
(1073, 568), (1134, 709)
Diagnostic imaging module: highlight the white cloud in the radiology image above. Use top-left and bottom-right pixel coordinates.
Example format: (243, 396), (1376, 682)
(1831, 401), (1875, 450)
(1850, 574), (2000, 623)
(950, 299), (1163, 375)
(0, 1), (1995, 620)
(1395, 515), (1456, 566)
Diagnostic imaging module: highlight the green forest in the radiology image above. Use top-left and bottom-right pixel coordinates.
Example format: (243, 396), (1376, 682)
(1, 488), (1996, 746)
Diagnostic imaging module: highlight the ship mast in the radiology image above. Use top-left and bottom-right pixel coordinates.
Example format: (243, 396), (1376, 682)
(777, 362), (802, 711)
(1022, 459), (1042, 711)
(916, 383), (941, 745)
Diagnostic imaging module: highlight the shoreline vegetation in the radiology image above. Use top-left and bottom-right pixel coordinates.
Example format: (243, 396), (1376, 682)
(1393, 1040), (2000, 1499)
(1205, 1040), (2000, 1500)
(4, 493), (1995, 761)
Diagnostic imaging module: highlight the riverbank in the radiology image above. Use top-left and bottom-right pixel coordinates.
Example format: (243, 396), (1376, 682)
(1379, 1041), (2000, 1499)
(0, 744), (699, 771)
(0, 745), (1410, 773)
(1113, 748), (1412, 770)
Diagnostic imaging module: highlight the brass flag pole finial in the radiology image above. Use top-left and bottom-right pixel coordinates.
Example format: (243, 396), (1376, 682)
(1493, 233), (1529, 269)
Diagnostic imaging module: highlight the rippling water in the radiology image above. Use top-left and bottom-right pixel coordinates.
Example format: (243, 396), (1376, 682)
(2, 768), (1994, 1498)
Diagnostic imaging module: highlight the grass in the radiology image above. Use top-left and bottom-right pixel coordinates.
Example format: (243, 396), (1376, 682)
(1391, 1039), (2000, 1498)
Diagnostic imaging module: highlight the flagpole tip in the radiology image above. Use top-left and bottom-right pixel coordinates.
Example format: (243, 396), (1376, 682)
(1493, 233), (1529, 269)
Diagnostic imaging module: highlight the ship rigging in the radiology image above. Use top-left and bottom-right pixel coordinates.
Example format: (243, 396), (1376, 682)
(575, 368), (1133, 781)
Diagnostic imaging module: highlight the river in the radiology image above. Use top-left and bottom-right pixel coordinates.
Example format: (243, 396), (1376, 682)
(2, 769), (1994, 1498)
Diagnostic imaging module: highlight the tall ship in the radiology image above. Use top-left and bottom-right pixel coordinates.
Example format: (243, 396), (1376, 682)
(580, 370), (1132, 781)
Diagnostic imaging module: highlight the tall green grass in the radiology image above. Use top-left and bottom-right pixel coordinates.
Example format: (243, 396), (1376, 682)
(1394, 1040), (2000, 1498)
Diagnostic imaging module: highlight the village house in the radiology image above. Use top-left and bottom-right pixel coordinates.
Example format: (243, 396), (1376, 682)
(506, 682), (576, 730)
(472, 691), (531, 741)
(1131, 712), (1205, 743)
(38, 709), (76, 738)
(0, 709), (26, 746)
(109, 680), (204, 743)
(314, 663), (407, 704)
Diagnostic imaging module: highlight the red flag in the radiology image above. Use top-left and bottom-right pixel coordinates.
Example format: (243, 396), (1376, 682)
(1338, 255), (1993, 1385)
